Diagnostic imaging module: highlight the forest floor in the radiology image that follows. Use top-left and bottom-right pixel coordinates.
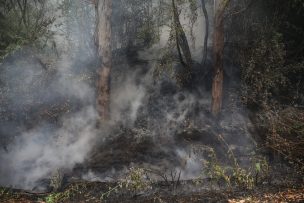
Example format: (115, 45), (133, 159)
(1, 181), (304, 203)
(1, 83), (303, 203)
(1, 123), (304, 203)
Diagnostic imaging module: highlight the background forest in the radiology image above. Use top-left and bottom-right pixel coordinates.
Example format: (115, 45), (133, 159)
(0, 0), (303, 202)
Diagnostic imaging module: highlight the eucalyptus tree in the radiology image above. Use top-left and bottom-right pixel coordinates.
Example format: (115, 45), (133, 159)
(201, 0), (209, 67)
(171, 0), (193, 85)
(211, 0), (231, 117)
(95, 0), (112, 121)
(153, 0), (201, 85)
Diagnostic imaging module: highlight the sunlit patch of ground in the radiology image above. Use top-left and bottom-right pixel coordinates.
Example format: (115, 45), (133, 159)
(228, 188), (304, 203)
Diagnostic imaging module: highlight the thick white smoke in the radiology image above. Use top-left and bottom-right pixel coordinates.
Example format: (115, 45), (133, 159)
(0, 107), (97, 189)
(0, 0), (256, 191)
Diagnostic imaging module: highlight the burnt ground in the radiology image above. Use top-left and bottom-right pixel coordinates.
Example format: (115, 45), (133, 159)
(0, 125), (303, 202)
(1, 49), (304, 202)
(1, 181), (303, 202)
(1, 86), (303, 202)
(1, 93), (303, 202)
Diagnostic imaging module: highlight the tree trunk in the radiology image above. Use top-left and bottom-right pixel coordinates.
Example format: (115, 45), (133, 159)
(201, 0), (209, 67)
(172, 0), (192, 84)
(172, 0), (192, 66)
(95, 0), (112, 121)
(211, 0), (229, 117)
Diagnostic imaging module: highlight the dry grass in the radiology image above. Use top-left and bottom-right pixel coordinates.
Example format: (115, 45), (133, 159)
(266, 107), (304, 169)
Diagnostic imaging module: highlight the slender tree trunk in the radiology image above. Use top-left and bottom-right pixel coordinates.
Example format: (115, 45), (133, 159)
(172, 0), (192, 84)
(201, 0), (209, 67)
(95, 0), (112, 121)
(211, 0), (229, 117)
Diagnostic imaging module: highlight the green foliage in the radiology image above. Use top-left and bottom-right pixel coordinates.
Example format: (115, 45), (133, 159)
(100, 167), (152, 200)
(44, 182), (89, 203)
(148, 0), (199, 85)
(137, 23), (160, 47)
(257, 108), (304, 170)
(240, 27), (287, 108)
(232, 0), (304, 109)
(153, 30), (175, 79)
(123, 167), (151, 192)
(0, 0), (55, 62)
(231, 0), (304, 174)
(237, 14), (304, 167)
(204, 150), (270, 189)
(199, 135), (271, 190)
(45, 193), (62, 203)
(113, 0), (160, 48)
(0, 187), (14, 201)
(252, 156), (271, 183)
(204, 148), (232, 188)
(231, 167), (254, 189)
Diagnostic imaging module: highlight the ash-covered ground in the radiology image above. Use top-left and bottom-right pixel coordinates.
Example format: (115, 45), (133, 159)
(0, 43), (286, 195)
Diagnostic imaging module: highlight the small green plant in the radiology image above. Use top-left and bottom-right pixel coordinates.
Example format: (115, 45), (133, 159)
(45, 193), (61, 203)
(100, 185), (120, 200)
(0, 187), (12, 199)
(204, 151), (257, 189)
(204, 148), (231, 188)
(123, 167), (151, 192)
(44, 182), (84, 203)
(251, 155), (271, 185)
(231, 167), (255, 189)
(100, 167), (152, 200)
(201, 135), (271, 190)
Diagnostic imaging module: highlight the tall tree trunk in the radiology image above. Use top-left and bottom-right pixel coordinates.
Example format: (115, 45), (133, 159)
(211, 0), (230, 117)
(201, 0), (209, 67)
(95, 0), (112, 121)
(172, 0), (192, 84)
